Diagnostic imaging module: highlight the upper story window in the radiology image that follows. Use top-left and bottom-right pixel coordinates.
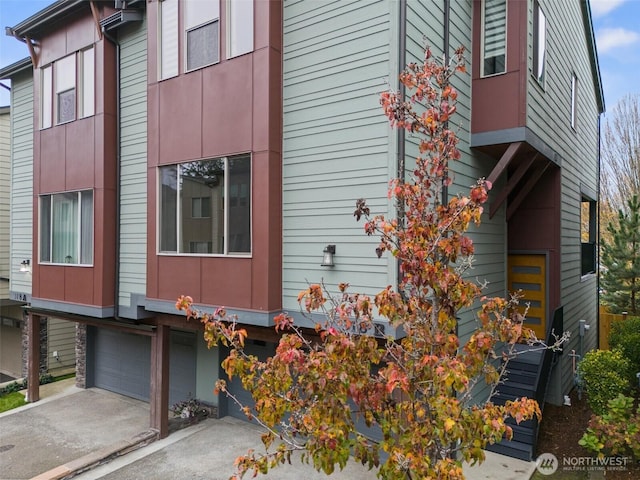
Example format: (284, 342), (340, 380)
(228, 0), (254, 58)
(39, 190), (94, 265)
(159, 154), (251, 255)
(481, 0), (507, 77)
(533, 1), (546, 85)
(571, 73), (578, 129)
(158, 0), (253, 81)
(40, 47), (95, 129)
(581, 195), (597, 276)
(185, 0), (220, 71)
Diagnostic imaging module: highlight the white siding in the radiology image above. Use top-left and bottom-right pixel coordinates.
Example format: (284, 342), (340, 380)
(9, 70), (33, 296)
(118, 18), (148, 312)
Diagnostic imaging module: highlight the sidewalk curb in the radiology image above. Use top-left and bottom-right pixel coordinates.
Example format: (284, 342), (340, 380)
(29, 430), (158, 480)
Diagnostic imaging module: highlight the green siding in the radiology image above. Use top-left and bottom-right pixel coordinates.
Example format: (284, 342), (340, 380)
(0, 109), (9, 292)
(526, 0), (599, 403)
(47, 318), (76, 375)
(9, 71), (33, 296)
(282, 0), (397, 311)
(118, 18), (148, 313)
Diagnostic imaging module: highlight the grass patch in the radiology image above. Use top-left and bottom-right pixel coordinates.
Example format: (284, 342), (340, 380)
(0, 391), (26, 413)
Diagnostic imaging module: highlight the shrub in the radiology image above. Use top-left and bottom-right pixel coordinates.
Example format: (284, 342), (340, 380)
(579, 394), (640, 460)
(578, 349), (632, 415)
(609, 315), (640, 379)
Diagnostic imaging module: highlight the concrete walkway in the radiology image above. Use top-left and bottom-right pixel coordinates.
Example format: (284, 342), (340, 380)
(0, 380), (536, 480)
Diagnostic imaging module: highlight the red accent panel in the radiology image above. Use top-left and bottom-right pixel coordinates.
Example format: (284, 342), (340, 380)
(202, 56), (253, 156)
(158, 73), (203, 163)
(200, 258), (252, 307)
(39, 128), (66, 193)
(65, 118), (96, 191)
(65, 266), (95, 304)
(471, 0), (528, 133)
(157, 256), (203, 302)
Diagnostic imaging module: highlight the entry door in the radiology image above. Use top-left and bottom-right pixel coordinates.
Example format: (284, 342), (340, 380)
(508, 254), (547, 340)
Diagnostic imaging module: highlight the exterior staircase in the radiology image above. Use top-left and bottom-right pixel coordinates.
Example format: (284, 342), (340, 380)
(487, 306), (564, 461)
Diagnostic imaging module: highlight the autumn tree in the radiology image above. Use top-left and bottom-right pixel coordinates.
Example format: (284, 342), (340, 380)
(601, 195), (640, 315)
(177, 48), (560, 480)
(600, 94), (640, 244)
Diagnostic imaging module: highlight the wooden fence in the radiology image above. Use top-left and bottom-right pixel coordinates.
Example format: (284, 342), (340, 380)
(599, 306), (628, 350)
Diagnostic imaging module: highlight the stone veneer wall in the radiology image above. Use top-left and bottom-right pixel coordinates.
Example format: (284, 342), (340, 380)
(21, 311), (48, 377)
(75, 323), (87, 388)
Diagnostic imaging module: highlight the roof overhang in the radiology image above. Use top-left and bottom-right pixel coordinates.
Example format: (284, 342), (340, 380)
(0, 57), (33, 80)
(5, 0), (88, 40)
(581, 0), (605, 114)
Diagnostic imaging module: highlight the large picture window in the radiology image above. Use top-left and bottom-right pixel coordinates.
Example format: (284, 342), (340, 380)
(40, 191), (94, 265)
(481, 0), (507, 77)
(159, 155), (251, 255)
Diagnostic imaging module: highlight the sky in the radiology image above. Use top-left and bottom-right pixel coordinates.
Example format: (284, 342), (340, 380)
(0, 0), (639, 114)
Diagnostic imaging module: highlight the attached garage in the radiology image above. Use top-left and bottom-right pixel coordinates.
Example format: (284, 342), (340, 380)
(88, 327), (197, 406)
(225, 339), (276, 420)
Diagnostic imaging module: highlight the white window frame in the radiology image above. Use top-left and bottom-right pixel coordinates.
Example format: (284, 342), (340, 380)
(55, 53), (77, 125)
(571, 73), (578, 130)
(227, 0), (254, 59)
(157, 155), (252, 256)
(533, 1), (546, 85)
(41, 65), (53, 129)
(39, 190), (94, 266)
(480, 0), (507, 78)
(159, 0), (179, 80)
(80, 46), (95, 118)
(184, 0), (220, 73)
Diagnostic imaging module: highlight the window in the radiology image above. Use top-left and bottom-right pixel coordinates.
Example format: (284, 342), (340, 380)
(40, 191), (94, 265)
(571, 73), (578, 129)
(159, 154), (251, 255)
(40, 48), (95, 128)
(581, 196), (596, 276)
(158, 0), (253, 79)
(185, 0), (219, 71)
(228, 0), (254, 58)
(159, 0), (179, 80)
(481, 0), (507, 77)
(191, 197), (211, 218)
(55, 54), (76, 124)
(533, 1), (546, 84)
(41, 65), (53, 129)
(80, 47), (95, 118)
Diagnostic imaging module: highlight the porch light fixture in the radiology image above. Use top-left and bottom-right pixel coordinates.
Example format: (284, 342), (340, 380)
(19, 259), (31, 273)
(321, 245), (336, 267)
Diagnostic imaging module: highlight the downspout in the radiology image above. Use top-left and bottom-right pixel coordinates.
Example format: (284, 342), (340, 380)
(101, 27), (122, 321)
(397, 0), (407, 290)
(442, 0), (450, 206)
(596, 114), (601, 348)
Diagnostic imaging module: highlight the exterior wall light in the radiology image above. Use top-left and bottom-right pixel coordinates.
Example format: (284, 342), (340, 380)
(321, 245), (336, 267)
(19, 259), (31, 273)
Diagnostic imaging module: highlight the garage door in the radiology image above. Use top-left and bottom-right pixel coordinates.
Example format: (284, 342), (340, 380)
(93, 328), (151, 401)
(92, 328), (196, 405)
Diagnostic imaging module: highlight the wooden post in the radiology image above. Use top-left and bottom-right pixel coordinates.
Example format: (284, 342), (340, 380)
(27, 313), (41, 403)
(150, 324), (170, 438)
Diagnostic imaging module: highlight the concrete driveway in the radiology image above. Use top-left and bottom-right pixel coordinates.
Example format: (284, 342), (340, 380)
(0, 380), (535, 480)
(0, 383), (151, 480)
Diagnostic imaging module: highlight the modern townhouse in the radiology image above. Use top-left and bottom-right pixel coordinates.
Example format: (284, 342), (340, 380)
(0, 0), (603, 460)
